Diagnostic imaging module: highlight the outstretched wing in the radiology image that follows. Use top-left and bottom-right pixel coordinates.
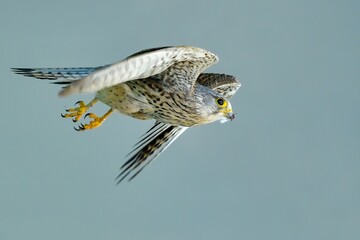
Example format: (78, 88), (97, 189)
(12, 46), (219, 97)
(56, 46), (218, 96)
(196, 73), (241, 98)
(116, 121), (187, 183)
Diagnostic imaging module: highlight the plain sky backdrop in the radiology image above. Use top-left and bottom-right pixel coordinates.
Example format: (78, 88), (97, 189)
(1, 0), (359, 239)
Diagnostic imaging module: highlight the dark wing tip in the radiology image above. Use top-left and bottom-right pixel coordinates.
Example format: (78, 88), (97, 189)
(51, 81), (72, 85)
(11, 67), (59, 80)
(12, 67), (33, 72)
(125, 46), (173, 59)
(115, 123), (186, 184)
(11, 68), (35, 76)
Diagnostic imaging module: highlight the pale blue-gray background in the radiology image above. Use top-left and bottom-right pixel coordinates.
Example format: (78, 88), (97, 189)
(0, 0), (359, 239)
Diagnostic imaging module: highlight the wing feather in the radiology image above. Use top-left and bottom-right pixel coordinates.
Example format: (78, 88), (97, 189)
(116, 121), (187, 183)
(196, 73), (241, 98)
(12, 67), (104, 81)
(58, 46), (218, 96)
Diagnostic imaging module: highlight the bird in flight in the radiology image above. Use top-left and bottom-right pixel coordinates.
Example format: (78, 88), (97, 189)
(12, 46), (241, 182)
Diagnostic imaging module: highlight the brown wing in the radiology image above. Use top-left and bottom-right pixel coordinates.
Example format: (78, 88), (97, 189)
(196, 73), (240, 98)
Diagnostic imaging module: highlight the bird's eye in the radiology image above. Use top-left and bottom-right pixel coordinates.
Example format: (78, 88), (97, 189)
(216, 98), (227, 107)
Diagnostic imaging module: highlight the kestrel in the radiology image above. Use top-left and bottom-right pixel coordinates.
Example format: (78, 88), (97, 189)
(12, 46), (241, 182)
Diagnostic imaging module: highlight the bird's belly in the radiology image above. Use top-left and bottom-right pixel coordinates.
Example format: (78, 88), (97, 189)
(95, 83), (154, 120)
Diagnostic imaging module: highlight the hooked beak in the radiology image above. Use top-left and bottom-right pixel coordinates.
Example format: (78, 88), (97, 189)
(227, 111), (236, 121)
(220, 109), (236, 123)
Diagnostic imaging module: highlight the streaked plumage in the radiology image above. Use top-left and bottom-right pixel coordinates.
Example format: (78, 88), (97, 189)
(12, 46), (241, 182)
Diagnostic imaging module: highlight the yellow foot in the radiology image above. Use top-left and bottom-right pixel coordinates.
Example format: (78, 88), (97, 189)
(61, 99), (98, 122)
(74, 109), (114, 131)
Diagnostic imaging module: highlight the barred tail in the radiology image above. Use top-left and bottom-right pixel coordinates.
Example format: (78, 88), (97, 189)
(11, 66), (106, 84)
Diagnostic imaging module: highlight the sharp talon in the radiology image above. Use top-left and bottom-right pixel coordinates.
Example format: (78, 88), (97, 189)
(61, 99), (104, 131)
(74, 123), (85, 131)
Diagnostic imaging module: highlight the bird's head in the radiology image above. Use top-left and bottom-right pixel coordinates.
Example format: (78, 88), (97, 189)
(201, 93), (235, 124)
(213, 96), (235, 123)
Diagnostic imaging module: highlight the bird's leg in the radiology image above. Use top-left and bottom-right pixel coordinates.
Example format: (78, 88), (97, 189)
(74, 108), (114, 131)
(61, 98), (98, 122)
